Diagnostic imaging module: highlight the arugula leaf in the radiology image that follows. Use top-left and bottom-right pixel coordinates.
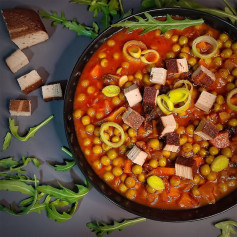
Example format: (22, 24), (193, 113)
(9, 115), (54, 142)
(39, 11), (98, 38)
(0, 157), (18, 169)
(0, 173), (39, 183)
(48, 160), (76, 172)
(215, 220), (237, 237)
(87, 217), (146, 237)
(0, 176), (38, 215)
(0, 179), (35, 195)
(45, 201), (78, 223)
(37, 182), (89, 203)
(2, 132), (12, 151)
(0, 156), (40, 174)
(112, 13), (204, 34)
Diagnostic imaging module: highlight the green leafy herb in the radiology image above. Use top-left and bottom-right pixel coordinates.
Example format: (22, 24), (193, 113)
(2, 132), (12, 151)
(9, 115), (54, 142)
(49, 160), (76, 172)
(112, 13), (204, 34)
(0, 176), (38, 215)
(141, 0), (237, 26)
(37, 182), (89, 204)
(215, 220), (237, 237)
(39, 10), (98, 38)
(0, 174), (39, 183)
(87, 217), (146, 237)
(0, 179), (35, 195)
(0, 156), (40, 174)
(46, 201), (78, 223)
(0, 157), (18, 169)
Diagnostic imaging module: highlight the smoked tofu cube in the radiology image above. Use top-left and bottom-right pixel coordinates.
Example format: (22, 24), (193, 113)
(164, 132), (180, 152)
(143, 87), (159, 114)
(150, 67), (167, 85)
(157, 114), (176, 137)
(166, 59), (189, 75)
(124, 84), (142, 107)
(5, 49), (29, 73)
(127, 145), (148, 166)
(175, 157), (197, 180)
(42, 83), (63, 102)
(122, 107), (145, 130)
(210, 131), (230, 148)
(192, 65), (216, 88)
(195, 119), (219, 140)
(9, 99), (31, 116)
(195, 91), (216, 113)
(17, 70), (44, 94)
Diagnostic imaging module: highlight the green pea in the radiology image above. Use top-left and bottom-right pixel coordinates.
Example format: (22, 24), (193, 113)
(209, 146), (219, 156)
(221, 148), (232, 158)
(179, 36), (188, 45)
(221, 49), (233, 58)
(228, 118), (237, 127)
(232, 68), (237, 77)
(216, 95), (224, 105)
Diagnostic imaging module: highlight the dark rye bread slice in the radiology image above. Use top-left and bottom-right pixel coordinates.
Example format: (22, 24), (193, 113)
(9, 99), (31, 116)
(17, 70), (44, 95)
(1, 8), (49, 49)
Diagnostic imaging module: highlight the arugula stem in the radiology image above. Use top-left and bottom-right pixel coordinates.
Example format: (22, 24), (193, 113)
(119, 0), (125, 15)
(61, 147), (73, 157)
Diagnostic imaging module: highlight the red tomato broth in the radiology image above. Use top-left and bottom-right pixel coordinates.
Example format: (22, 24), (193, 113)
(73, 23), (237, 209)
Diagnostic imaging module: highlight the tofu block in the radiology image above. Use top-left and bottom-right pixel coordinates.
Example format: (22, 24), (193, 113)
(122, 107), (145, 130)
(175, 157), (197, 180)
(17, 70), (43, 94)
(195, 119), (219, 140)
(5, 49), (29, 73)
(42, 83), (63, 102)
(210, 131), (230, 148)
(2, 9), (49, 49)
(164, 132), (180, 152)
(150, 67), (167, 85)
(166, 59), (189, 75)
(127, 145), (148, 166)
(157, 114), (176, 137)
(124, 84), (142, 107)
(9, 99), (31, 116)
(192, 65), (216, 88)
(143, 87), (159, 114)
(195, 91), (217, 113)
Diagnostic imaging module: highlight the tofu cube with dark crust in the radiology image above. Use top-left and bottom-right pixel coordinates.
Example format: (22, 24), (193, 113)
(210, 131), (230, 148)
(175, 157), (197, 180)
(127, 145), (148, 166)
(122, 107), (145, 130)
(166, 59), (189, 75)
(143, 87), (159, 114)
(150, 67), (167, 85)
(17, 70), (43, 95)
(124, 84), (142, 107)
(192, 65), (216, 88)
(9, 99), (31, 116)
(195, 119), (219, 140)
(157, 114), (176, 137)
(164, 132), (180, 152)
(42, 83), (63, 102)
(195, 91), (216, 113)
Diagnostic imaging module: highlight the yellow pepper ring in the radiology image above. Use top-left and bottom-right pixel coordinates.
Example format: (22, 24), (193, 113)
(140, 49), (160, 64)
(227, 88), (237, 111)
(123, 40), (147, 61)
(100, 122), (125, 148)
(192, 35), (218, 59)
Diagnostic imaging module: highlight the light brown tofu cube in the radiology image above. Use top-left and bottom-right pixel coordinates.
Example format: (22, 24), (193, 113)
(9, 99), (31, 116)
(158, 115), (176, 137)
(195, 91), (216, 113)
(175, 157), (197, 180)
(127, 145), (148, 166)
(166, 59), (189, 75)
(195, 119), (219, 140)
(124, 84), (142, 107)
(150, 67), (167, 85)
(192, 65), (216, 88)
(5, 49), (29, 73)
